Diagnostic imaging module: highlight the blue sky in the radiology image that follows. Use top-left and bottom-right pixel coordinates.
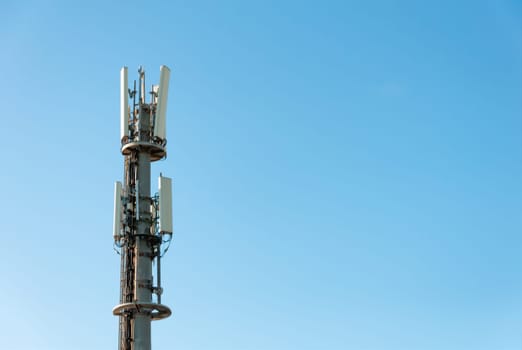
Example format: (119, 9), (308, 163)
(1, 1), (521, 349)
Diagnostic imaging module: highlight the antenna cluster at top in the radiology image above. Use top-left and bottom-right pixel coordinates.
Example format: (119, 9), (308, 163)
(120, 65), (171, 160)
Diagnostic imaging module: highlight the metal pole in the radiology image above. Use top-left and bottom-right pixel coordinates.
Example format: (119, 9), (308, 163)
(133, 106), (152, 350)
(114, 65), (172, 350)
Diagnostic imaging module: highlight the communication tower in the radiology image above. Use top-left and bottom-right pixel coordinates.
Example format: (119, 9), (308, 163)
(113, 65), (173, 350)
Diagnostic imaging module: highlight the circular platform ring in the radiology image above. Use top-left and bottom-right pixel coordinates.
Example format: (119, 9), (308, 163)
(121, 141), (166, 161)
(113, 302), (172, 321)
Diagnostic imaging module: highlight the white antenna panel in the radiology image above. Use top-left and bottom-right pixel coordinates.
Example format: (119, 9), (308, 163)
(113, 181), (123, 240)
(152, 85), (159, 104)
(158, 175), (173, 234)
(120, 67), (129, 140)
(154, 65), (171, 140)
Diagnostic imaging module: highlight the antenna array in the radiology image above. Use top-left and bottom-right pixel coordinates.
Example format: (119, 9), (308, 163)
(113, 65), (173, 350)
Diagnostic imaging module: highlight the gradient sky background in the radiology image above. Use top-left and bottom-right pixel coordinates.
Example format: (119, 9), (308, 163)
(1, 1), (521, 349)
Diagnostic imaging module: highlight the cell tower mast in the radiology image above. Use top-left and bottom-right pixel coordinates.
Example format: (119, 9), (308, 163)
(113, 65), (173, 350)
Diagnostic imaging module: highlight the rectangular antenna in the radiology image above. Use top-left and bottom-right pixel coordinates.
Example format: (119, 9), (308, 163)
(152, 85), (159, 104)
(120, 67), (129, 140)
(158, 175), (173, 234)
(113, 181), (123, 241)
(154, 65), (171, 140)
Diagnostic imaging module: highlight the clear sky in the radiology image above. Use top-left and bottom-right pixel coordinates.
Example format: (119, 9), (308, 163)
(1, 1), (521, 349)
